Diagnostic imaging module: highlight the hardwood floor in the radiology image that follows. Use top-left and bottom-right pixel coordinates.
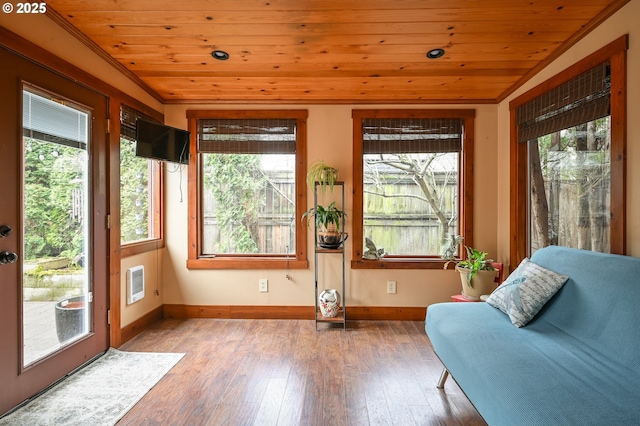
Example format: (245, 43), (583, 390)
(118, 319), (486, 426)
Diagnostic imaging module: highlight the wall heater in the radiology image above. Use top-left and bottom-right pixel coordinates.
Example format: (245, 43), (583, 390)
(127, 265), (145, 304)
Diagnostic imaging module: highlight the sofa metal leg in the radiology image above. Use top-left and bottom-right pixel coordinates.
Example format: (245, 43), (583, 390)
(437, 368), (449, 389)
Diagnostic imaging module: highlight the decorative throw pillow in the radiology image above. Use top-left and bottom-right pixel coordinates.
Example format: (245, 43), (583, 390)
(486, 258), (569, 327)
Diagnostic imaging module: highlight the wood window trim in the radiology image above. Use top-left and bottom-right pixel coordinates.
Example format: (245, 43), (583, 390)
(509, 35), (628, 270)
(120, 236), (165, 258)
(118, 102), (165, 258)
(186, 109), (308, 270)
(351, 109), (475, 270)
(120, 159), (164, 258)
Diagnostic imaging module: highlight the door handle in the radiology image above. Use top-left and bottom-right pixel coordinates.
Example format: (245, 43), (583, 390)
(0, 251), (18, 264)
(0, 225), (11, 237)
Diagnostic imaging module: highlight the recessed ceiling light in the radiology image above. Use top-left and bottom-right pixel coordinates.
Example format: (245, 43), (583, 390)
(211, 50), (230, 60)
(426, 48), (445, 59)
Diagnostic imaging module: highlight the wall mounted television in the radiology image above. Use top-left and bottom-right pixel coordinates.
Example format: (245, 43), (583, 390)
(135, 118), (190, 165)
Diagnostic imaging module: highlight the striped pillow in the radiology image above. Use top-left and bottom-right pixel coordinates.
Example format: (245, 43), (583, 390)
(486, 258), (569, 327)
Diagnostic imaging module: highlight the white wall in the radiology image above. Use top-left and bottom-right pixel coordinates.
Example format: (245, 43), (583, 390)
(163, 104), (499, 308)
(496, 0), (640, 260)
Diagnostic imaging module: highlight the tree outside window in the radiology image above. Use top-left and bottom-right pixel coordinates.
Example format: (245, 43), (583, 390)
(120, 139), (152, 242)
(23, 138), (86, 262)
(510, 36), (627, 264)
(364, 150), (459, 256)
(352, 110), (475, 269)
(528, 118), (611, 254)
(187, 110), (308, 270)
(119, 104), (161, 245)
(202, 153), (295, 255)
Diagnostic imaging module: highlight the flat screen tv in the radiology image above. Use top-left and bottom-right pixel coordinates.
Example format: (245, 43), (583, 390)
(135, 118), (190, 165)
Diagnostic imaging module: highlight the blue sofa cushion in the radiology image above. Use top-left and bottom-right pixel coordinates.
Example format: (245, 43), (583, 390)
(486, 257), (568, 327)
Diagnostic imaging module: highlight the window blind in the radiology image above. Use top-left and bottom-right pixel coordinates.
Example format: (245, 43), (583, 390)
(120, 104), (158, 141)
(362, 118), (463, 154)
(197, 118), (297, 154)
(23, 90), (88, 150)
(516, 62), (610, 143)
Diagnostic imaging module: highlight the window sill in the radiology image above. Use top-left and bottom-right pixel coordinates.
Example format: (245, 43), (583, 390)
(351, 258), (449, 270)
(187, 257), (308, 270)
(121, 239), (164, 258)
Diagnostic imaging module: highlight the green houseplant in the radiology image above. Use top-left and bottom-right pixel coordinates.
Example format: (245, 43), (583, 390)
(442, 236), (498, 300)
(307, 160), (337, 192)
(455, 246), (498, 301)
(301, 201), (347, 248)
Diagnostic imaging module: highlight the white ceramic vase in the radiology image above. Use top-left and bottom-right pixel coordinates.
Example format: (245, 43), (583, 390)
(319, 289), (341, 317)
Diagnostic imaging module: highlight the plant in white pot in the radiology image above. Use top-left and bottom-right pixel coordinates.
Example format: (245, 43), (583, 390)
(301, 201), (347, 248)
(455, 246), (498, 301)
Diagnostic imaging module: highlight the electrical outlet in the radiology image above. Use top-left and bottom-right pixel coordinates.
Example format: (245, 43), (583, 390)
(387, 280), (397, 294)
(259, 278), (268, 292)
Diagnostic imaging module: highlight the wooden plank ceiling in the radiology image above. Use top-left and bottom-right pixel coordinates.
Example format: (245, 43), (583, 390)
(45, 0), (626, 104)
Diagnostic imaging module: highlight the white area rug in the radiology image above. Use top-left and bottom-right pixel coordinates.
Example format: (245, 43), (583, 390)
(0, 348), (184, 425)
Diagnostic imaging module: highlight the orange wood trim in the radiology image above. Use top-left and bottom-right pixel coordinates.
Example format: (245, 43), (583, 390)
(152, 161), (164, 241)
(187, 116), (199, 263)
(108, 99), (123, 348)
(119, 306), (164, 346)
(462, 113), (475, 251)
(295, 113), (309, 267)
(187, 258), (308, 269)
(351, 110), (365, 261)
(351, 259), (448, 270)
(164, 304), (315, 320)
(121, 239), (166, 258)
(609, 48), (627, 255)
(186, 110), (309, 119)
(509, 107), (526, 273)
(352, 109), (476, 119)
(163, 304), (426, 321)
(348, 306), (426, 321)
(168, 98), (498, 105)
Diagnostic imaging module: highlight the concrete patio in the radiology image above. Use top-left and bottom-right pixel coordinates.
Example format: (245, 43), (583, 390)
(23, 301), (63, 365)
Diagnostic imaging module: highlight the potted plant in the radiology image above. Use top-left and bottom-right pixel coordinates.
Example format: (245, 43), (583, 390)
(307, 160), (337, 192)
(455, 246), (498, 301)
(54, 294), (87, 343)
(301, 201), (347, 248)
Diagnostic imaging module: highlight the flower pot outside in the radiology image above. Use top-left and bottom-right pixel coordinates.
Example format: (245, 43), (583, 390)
(456, 267), (498, 301)
(55, 295), (87, 343)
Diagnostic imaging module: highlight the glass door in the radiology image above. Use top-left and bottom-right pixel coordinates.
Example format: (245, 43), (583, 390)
(21, 88), (92, 366)
(0, 46), (109, 416)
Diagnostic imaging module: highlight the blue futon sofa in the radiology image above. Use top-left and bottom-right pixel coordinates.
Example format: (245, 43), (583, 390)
(426, 246), (640, 425)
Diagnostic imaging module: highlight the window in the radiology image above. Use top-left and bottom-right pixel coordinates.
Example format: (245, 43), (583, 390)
(186, 110), (308, 269)
(352, 109), (475, 269)
(510, 36), (627, 264)
(119, 104), (162, 246)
